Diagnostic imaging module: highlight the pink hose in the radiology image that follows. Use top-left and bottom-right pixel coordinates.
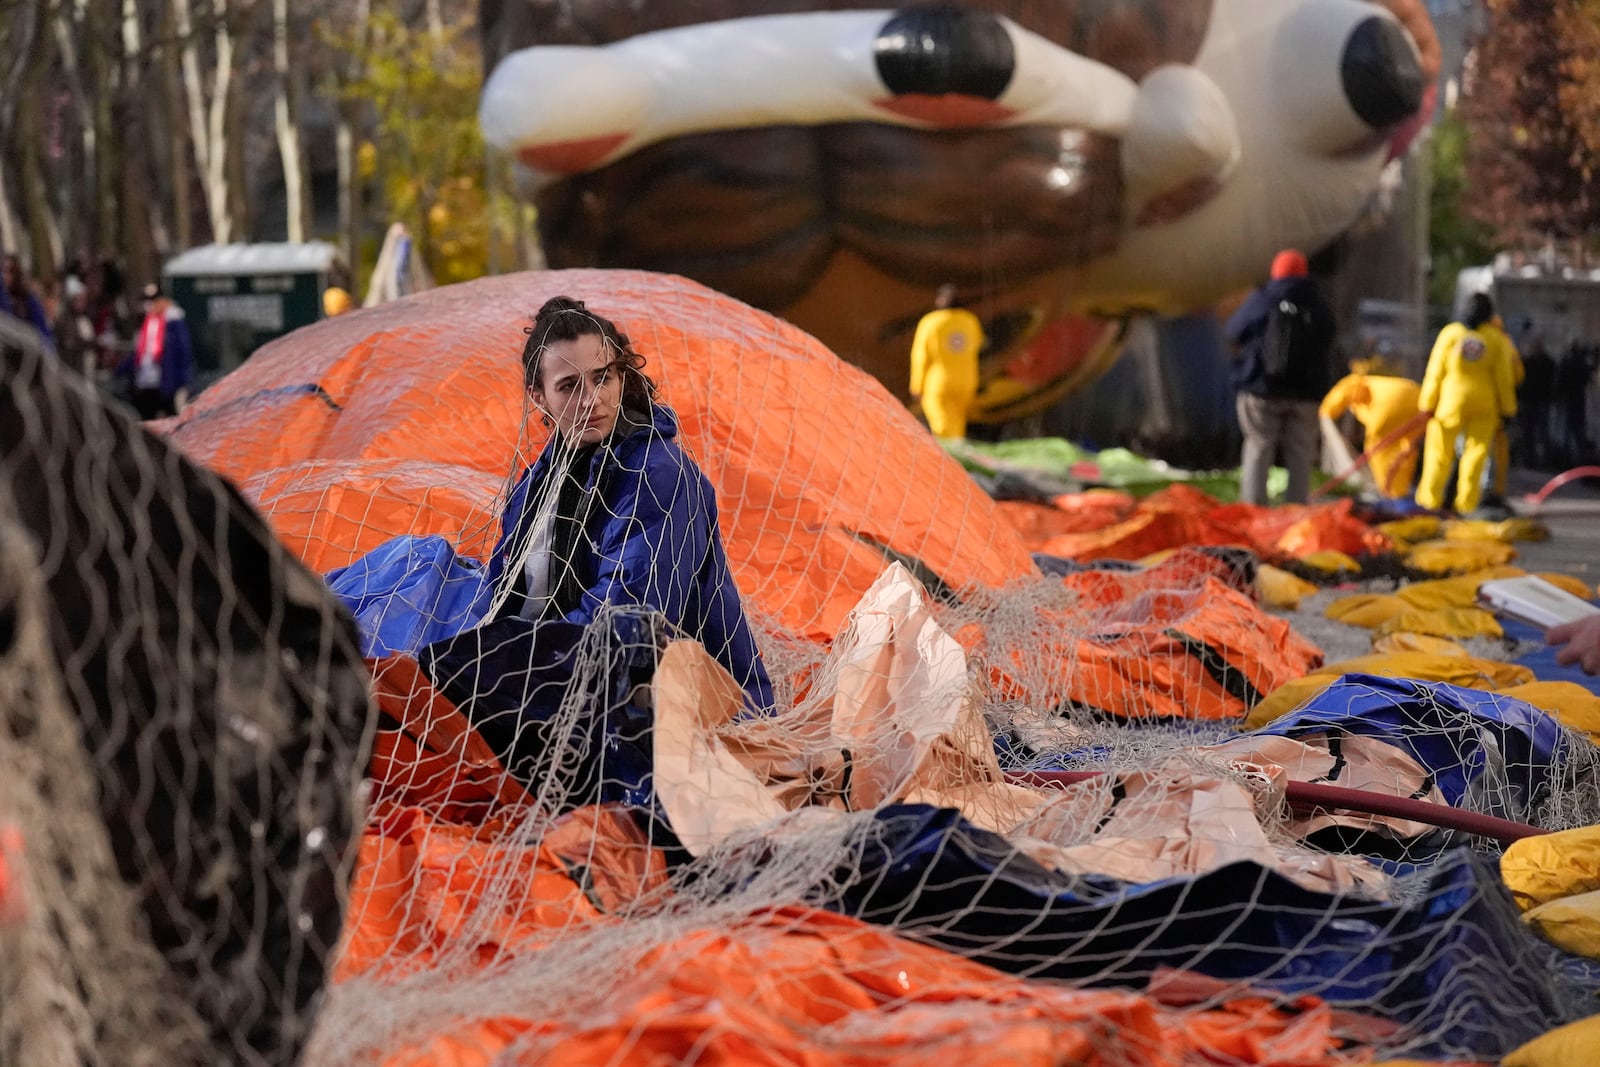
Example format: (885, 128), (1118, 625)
(1005, 769), (1545, 844)
(1523, 466), (1600, 510)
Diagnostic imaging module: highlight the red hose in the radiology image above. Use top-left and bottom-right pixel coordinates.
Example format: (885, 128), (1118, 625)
(1523, 466), (1600, 510)
(1005, 769), (1545, 844)
(1311, 411), (1430, 501)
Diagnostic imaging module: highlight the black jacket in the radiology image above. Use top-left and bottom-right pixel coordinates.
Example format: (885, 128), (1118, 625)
(1226, 276), (1337, 401)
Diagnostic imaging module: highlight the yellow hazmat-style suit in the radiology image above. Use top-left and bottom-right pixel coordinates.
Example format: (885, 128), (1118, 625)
(1484, 318), (1524, 496)
(1319, 371), (1423, 497)
(910, 307), (984, 439)
(1415, 322), (1519, 514)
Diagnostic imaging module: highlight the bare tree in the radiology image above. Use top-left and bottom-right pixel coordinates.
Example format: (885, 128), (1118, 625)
(174, 0), (239, 243)
(272, 0), (310, 241)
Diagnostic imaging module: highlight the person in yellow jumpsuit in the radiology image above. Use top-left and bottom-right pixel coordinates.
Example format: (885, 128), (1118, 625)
(1483, 314), (1523, 499)
(1415, 293), (1519, 515)
(909, 284), (984, 439)
(1319, 357), (1423, 498)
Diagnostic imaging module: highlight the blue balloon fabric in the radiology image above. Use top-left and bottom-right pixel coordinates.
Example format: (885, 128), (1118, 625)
(1256, 673), (1580, 824)
(325, 534), (492, 658)
(825, 804), (1588, 1061)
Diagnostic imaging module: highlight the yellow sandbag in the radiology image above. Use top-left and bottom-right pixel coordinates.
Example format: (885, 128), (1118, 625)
(1324, 593), (1411, 629)
(1524, 889), (1600, 958)
(1502, 824), (1600, 911)
(1463, 658), (1534, 688)
(1504, 517), (1551, 541)
(1403, 539), (1518, 575)
(1373, 606), (1504, 641)
(1298, 549), (1362, 575)
(1534, 572), (1595, 601)
(1243, 651), (1517, 730)
(1501, 682), (1600, 744)
(1376, 516), (1441, 545)
(1256, 564), (1320, 610)
(1503, 1008), (1600, 1067)
(1441, 517), (1547, 543)
(1370, 632), (1469, 658)
(1442, 518), (1516, 543)
(1245, 675), (1337, 729)
(1393, 566), (1524, 611)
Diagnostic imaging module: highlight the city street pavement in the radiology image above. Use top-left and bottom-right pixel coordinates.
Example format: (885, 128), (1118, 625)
(1507, 467), (1600, 583)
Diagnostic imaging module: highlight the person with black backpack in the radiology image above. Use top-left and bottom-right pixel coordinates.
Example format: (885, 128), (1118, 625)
(1224, 249), (1338, 506)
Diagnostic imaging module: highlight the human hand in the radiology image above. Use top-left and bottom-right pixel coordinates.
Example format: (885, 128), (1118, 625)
(1547, 614), (1600, 675)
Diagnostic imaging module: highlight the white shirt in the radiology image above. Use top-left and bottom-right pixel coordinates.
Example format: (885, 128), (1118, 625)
(517, 505), (557, 621)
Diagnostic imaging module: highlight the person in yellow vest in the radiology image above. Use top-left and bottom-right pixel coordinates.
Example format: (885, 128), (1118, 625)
(909, 284), (983, 439)
(1415, 293), (1519, 515)
(1482, 313), (1523, 500)
(1318, 356), (1423, 498)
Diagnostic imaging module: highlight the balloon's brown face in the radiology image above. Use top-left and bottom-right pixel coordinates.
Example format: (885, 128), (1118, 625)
(480, 0), (1438, 419)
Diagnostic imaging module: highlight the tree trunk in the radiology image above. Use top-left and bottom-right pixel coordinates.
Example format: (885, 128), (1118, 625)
(0, 160), (24, 261)
(336, 117), (356, 265)
(159, 17), (193, 252)
(90, 0), (118, 257)
(119, 0), (157, 281)
(333, 0), (372, 273)
(225, 86), (250, 241)
(272, 0), (310, 242)
(17, 84), (63, 280)
(53, 11), (94, 262)
(174, 0), (236, 243)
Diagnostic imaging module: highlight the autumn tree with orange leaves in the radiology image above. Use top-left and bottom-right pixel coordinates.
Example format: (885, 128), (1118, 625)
(1459, 0), (1600, 253)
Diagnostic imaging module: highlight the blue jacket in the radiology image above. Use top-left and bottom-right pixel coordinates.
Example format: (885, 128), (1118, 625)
(490, 403), (774, 709)
(0, 288), (52, 344)
(1225, 275), (1336, 401)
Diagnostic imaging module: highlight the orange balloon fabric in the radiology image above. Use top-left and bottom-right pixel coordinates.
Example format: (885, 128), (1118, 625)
(335, 809), (1365, 1067)
(161, 271), (1038, 642)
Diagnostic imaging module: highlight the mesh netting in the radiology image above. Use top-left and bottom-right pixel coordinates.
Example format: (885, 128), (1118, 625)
(0, 318), (372, 1066)
(4, 274), (1599, 1065)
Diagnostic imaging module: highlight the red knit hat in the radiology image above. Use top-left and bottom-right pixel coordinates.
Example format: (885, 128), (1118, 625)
(1271, 250), (1309, 280)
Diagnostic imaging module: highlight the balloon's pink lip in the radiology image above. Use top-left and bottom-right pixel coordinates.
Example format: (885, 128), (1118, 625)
(1001, 312), (1119, 389)
(1384, 84), (1438, 162)
(517, 133), (630, 174)
(872, 94), (1017, 127)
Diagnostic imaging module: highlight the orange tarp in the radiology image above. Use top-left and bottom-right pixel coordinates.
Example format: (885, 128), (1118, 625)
(335, 805), (1372, 1067)
(161, 271), (1038, 642)
(366, 654), (531, 818)
(1009, 487), (1390, 565)
(979, 552), (1323, 721)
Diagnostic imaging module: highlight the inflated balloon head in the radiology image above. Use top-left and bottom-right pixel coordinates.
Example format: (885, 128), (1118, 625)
(479, 0), (1442, 428)
(1270, 250), (1309, 280)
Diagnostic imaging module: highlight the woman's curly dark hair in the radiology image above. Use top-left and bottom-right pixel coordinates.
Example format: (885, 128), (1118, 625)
(520, 295), (657, 415)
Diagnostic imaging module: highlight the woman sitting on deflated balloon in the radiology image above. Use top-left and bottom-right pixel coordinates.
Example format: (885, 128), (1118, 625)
(422, 296), (772, 796)
(490, 295), (769, 701)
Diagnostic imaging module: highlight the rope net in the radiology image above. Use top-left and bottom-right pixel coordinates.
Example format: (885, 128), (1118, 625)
(2, 274), (1596, 1066)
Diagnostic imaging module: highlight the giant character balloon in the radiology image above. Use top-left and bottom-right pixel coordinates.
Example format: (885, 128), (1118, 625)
(479, 0), (1440, 423)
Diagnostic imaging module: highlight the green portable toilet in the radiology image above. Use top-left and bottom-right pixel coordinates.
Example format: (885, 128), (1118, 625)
(162, 242), (344, 382)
